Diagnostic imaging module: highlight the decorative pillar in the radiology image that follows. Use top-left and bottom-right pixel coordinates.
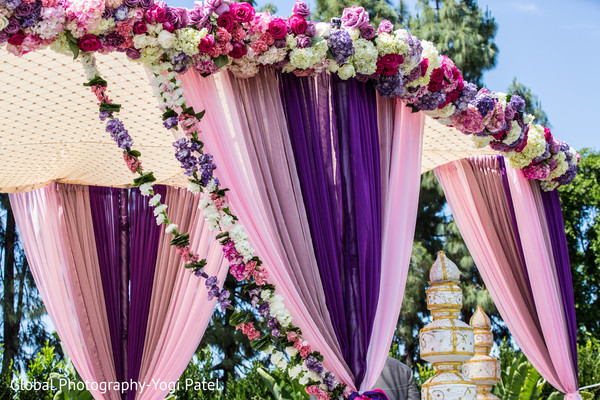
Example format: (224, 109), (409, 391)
(463, 306), (501, 399)
(419, 251), (476, 400)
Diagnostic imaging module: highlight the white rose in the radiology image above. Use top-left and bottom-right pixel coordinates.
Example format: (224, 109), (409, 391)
(337, 63), (356, 80)
(315, 22), (331, 38)
(0, 15), (8, 31)
(157, 30), (176, 49)
(328, 60), (340, 73)
(347, 28), (360, 41)
(285, 346), (298, 357)
(133, 34), (150, 49)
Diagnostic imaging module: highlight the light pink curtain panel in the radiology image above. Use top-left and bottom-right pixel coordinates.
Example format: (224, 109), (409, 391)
(435, 157), (581, 399)
(180, 68), (424, 391)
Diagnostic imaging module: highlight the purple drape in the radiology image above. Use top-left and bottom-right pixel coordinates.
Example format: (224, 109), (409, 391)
(541, 189), (578, 367)
(127, 185), (166, 400)
(89, 186), (125, 384)
(280, 73), (382, 387)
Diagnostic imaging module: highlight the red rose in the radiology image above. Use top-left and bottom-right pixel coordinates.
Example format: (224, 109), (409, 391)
(78, 34), (102, 52)
(288, 14), (307, 35)
(268, 17), (288, 39)
(8, 32), (25, 46)
(133, 21), (147, 35)
(438, 89), (460, 109)
(375, 59), (384, 75)
(229, 41), (247, 59)
(230, 2), (255, 23)
(217, 12), (235, 31)
(428, 68), (444, 91)
(380, 53), (403, 76)
(198, 34), (215, 53)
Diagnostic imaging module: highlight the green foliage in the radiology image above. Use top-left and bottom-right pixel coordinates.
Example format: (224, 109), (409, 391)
(493, 341), (544, 400)
(258, 3), (277, 14)
(16, 342), (68, 400)
(558, 149), (600, 338)
(414, 363), (435, 389)
(257, 368), (309, 400)
(507, 78), (550, 128)
(409, 0), (498, 86)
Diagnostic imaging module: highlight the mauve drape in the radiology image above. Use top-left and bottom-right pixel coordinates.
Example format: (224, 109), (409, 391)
(435, 156), (580, 399)
(180, 69), (354, 386)
(89, 186), (125, 384)
(280, 73), (382, 387)
(127, 185), (166, 400)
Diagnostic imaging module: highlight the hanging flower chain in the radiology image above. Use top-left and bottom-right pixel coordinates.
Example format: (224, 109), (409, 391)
(80, 52), (345, 399)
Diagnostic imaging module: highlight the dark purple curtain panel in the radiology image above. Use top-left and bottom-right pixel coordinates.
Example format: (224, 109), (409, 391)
(280, 73), (382, 388)
(540, 189), (578, 368)
(127, 185), (165, 399)
(89, 186), (125, 384)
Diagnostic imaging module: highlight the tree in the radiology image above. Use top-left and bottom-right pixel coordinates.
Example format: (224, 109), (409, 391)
(409, 0), (498, 87)
(0, 194), (50, 373)
(258, 3), (277, 15)
(507, 78), (551, 128)
(558, 149), (600, 338)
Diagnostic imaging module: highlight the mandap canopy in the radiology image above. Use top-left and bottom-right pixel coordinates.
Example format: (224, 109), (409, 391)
(0, 0), (581, 399)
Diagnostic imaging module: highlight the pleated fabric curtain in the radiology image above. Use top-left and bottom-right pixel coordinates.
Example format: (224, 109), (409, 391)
(10, 183), (226, 400)
(180, 68), (424, 392)
(435, 156), (581, 399)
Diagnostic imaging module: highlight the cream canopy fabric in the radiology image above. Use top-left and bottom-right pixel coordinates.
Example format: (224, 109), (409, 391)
(0, 48), (496, 193)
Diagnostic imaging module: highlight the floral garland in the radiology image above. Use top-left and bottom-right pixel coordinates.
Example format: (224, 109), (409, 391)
(0, 0), (582, 397)
(0, 0), (579, 189)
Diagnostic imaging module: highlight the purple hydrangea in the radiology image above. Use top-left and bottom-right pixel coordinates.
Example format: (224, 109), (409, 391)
(532, 142), (550, 164)
(375, 73), (406, 98)
(509, 94), (525, 112)
(1, 0), (22, 11)
(106, 118), (133, 149)
(171, 52), (191, 74)
(472, 92), (495, 117)
(454, 82), (477, 112)
(327, 29), (355, 65)
(114, 4), (129, 20)
(556, 163), (578, 186)
(19, 15), (38, 28)
(414, 90), (446, 111)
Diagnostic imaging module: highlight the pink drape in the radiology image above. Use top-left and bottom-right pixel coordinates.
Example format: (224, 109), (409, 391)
(180, 69), (354, 386)
(362, 100), (425, 391)
(137, 186), (228, 400)
(435, 157), (580, 399)
(10, 184), (119, 400)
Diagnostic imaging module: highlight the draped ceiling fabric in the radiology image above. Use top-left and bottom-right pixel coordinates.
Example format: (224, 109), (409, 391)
(435, 156), (580, 399)
(9, 184), (227, 400)
(0, 50), (496, 193)
(180, 68), (424, 391)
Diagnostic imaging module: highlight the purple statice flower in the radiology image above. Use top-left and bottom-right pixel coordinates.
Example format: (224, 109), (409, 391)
(106, 118), (133, 149)
(248, 288), (262, 298)
(327, 29), (355, 65)
(123, 0), (139, 7)
(14, 1), (33, 17)
(509, 94), (525, 112)
(197, 153), (216, 185)
(19, 15), (37, 28)
(102, 7), (114, 19)
(323, 372), (337, 391)
(258, 302), (270, 318)
(218, 289), (230, 302)
(4, 18), (21, 34)
(205, 275), (218, 288)
(414, 90), (446, 111)
(173, 138), (198, 176)
(194, 269), (205, 277)
(114, 4), (129, 20)
(105, 32), (125, 47)
(219, 298), (231, 311)
(125, 47), (141, 60)
(267, 318), (281, 337)
(250, 293), (260, 307)
(454, 82), (477, 112)
(0, 32), (8, 44)
(472, 92), (495, 118)
(305, 356), (324, 375)
(99, 110), (113, 121)
(218, 290), (231, 311)
(163, 116), (178, 129)
(375, 73), (406, 98)
(171, 52), (191, 74)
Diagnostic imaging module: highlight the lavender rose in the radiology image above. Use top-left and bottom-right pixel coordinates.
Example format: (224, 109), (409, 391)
(296, 34), (311, 48)
(360, 24), (375, 39)
(0, 32), (8, 44)
(14, 2), (34, 17)
(377, 19), (393, 34)
(4, 18), (21, 35)
(292, 0), (310, 18)
(341, 5), (369, 29)
(167, 7), (189, 30)
(207, 0), (229, 15)
(123, 0), (140, 7)
(139, 0), (153, 9)
(125, 47), (141, 60)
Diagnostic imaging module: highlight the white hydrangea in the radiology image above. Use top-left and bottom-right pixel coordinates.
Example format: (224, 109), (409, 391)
(256, 47), (287, 65)
(375, 32), (409, 56)
(523, 113), (535, 125)
(229, 57), (259, 79)
(140, 46), (162, 66)
(174, 27), (206, 56)
(425, 103), (456, 119)
(327, 60), (340, 73)
(286, 34), (297, 49)
(407, 40), (441, 89)
(546, 151), (568, 181)
(50, 32), (74, 56)
(89, 18), (115, 35)
(540, 180), (560, 191)
(471, 135), (493, 149)
(289, 48), (313, 70)
(507, 124), (547, 169)
(352, 39), (378, 75)
(492, 91), (508, 109)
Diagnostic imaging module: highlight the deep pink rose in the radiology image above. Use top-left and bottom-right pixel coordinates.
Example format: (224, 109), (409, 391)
(133, 21), (147, 34)
(268, 17), (288, 39)
(162, 20), (175, 32)
(217, 12), (235, 31)
(145, 4), (167, 23)
(419, 58), (429, 77)
(381, 53), (402, 69)
(292, 0), (310, 18)
(198, 34), (215, 53)
(229, 41), (247, 59)
(78, 34), (102, 52)
(360, 24), (376, 39)
(288, 14), (307, 35)
(377, 19), (393, 34)
(341, 5), (369, 29)
(230, 2), (255, 23)
(8, 32), (25, 46)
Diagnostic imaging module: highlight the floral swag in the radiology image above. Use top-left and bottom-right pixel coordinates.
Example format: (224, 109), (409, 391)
(0, 0), (580, 398)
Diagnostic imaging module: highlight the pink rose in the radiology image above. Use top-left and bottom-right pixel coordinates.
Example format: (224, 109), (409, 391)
(198, 34), (215, 53)
(288, 14), (307, 35)
(216, 12), (235, 31)
(229, 41), (247, 59)
(78, 34), (102, 52)
(268, 17), (288, 39)
(341, 5), (369, 29)
(292, 0), (310, 18)
(230, 2), (255, 23)
(287, 331), (298, 342)
(377, 19), (393, 34)
(145, 4), (167, 23)
(8, 32), (25, 46)
(133, 21), (147, 34)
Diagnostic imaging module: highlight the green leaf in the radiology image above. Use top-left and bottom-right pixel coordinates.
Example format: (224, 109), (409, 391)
(162, 108), (178, 120)
(132, 172), (156, 187)
(195, 109), (206, 120)
(310, 37), (324, 47)
(215, 231), (230, 239)
(229, 310), (249, 327)
(65, 31), (80, 60)
(249, 335), (272, 351)
(407, 104), (420, 113)
(213, 54), (229, 68)
(170, 233), (190, 247)
(127, 150), (141, 157)
(82, 76), (107, 87)
(185, 259), (207, 271)
(99, 102), (121, 113)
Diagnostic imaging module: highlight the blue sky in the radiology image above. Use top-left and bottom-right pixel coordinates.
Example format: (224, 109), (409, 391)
(167, 0), (600, 152)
